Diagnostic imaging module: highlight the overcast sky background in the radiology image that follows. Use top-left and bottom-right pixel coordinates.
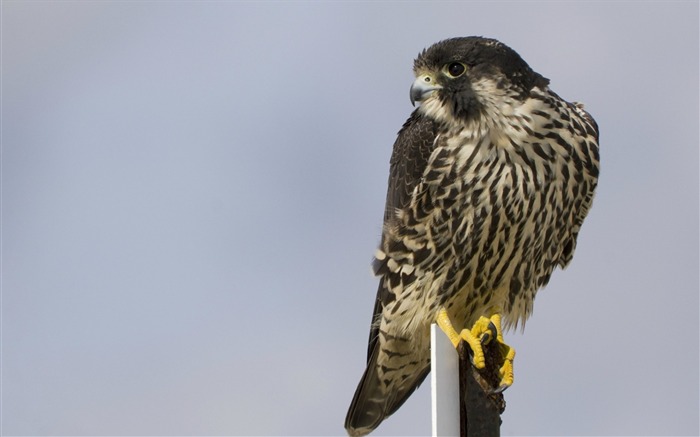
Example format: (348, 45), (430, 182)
(2, 1), (698, 436)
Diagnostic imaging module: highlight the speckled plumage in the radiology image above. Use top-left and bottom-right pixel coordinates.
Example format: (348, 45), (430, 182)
(345, 37), (599, 436)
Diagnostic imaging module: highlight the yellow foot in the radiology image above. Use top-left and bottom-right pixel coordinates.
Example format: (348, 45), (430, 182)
(436, 309), (516, 390)
(436, 308), (487, 369)
(488, 313), (515, 391)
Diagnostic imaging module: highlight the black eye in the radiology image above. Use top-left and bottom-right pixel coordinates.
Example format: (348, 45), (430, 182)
(447, 62), (466, 77)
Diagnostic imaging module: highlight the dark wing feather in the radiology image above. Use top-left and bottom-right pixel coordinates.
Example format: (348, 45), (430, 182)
(384, 110), (440, 220)
(365, 110), (439, 361)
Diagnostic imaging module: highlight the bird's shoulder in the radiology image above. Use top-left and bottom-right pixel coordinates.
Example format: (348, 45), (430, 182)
(384, 110), (440, 217)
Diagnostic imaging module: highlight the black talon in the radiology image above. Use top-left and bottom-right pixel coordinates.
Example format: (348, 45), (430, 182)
(490, 384), (509, 394)
(481, 321), (498, 345)
(488, 321), (498, 337)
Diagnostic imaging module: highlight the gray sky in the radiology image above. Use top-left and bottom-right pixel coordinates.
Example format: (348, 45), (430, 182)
(2, 1), (698, 436)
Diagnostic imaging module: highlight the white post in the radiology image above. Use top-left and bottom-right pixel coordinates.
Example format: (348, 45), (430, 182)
(430, 323), (460, 437)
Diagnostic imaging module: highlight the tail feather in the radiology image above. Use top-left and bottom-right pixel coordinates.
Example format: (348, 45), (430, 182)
(345, 343), (429, 436)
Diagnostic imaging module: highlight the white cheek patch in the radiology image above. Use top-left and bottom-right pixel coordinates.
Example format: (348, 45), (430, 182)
(417, 76), (522, 130)
(470, 77), (519, 119)
(417, 95), (452, 124)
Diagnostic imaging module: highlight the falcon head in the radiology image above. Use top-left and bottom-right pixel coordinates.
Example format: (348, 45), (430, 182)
(410, 37), (550, 124)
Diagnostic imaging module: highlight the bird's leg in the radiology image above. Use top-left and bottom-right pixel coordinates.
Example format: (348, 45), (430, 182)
(436, 308), (515, 390)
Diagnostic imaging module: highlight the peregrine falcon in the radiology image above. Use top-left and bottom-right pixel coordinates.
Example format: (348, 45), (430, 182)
(345, 37), (599, 436)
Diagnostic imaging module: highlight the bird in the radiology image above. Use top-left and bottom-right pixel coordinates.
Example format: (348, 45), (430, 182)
(344, 36), (600, 436)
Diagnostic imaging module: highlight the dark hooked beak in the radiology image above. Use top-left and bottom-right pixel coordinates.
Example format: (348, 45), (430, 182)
(410, 74), (441, 106)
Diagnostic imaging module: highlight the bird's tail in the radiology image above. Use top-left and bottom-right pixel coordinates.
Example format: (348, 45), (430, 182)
(344, 343), (429, 436)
